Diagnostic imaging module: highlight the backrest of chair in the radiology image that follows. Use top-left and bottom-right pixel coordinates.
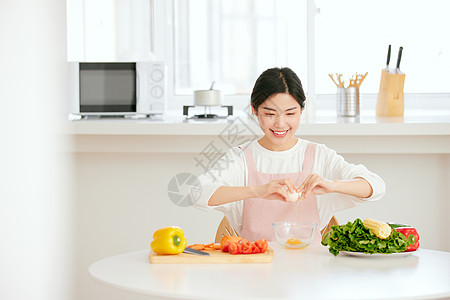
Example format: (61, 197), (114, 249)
(320, 216), (339, 237)
(215, 216), (239, 243)
(215, 215), (339, 243)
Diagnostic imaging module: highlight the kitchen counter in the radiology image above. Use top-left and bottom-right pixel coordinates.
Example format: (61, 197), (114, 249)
(89, 244), (450, 300)
(68, 109), (450, 136)
(66, 109), (450, 154)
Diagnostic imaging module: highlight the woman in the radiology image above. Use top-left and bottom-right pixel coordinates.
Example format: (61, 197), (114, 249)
(194, 67), (385, 242)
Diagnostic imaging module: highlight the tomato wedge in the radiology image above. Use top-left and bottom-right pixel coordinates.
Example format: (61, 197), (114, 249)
(220, 236), (242, 252)
(228, 242), (242, 255)
(251, 242), (261, 254)
(255, 239), (268, 253)
(239, 239), (253, 254)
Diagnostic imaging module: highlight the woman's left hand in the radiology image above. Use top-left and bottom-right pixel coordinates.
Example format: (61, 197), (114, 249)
(297, 174), (337, 199)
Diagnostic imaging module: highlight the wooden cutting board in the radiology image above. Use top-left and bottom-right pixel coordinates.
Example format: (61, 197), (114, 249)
(148, 247), (273, 264)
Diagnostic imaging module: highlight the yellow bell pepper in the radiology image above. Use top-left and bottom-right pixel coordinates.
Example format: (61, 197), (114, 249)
(150, 226), (187, 255)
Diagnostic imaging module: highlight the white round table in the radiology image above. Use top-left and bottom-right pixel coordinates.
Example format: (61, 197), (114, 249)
(89, 243), (450, 300)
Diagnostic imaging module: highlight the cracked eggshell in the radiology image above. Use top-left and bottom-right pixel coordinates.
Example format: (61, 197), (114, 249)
(287, 192), (300, 202)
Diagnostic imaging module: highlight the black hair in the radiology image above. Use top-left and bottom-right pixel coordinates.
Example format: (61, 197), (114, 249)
(250, 67), (306, 112)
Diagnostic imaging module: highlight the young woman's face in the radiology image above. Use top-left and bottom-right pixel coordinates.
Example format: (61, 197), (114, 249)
(253, 93), (302, 151)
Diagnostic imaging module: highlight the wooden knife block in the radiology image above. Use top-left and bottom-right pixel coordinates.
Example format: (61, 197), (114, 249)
(376, 69), (405, 117)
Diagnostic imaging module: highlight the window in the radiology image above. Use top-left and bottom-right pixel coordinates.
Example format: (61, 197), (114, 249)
(316, 0), (450, 94)
(162, 0), (450, 109)
(173, 0), (307, 95)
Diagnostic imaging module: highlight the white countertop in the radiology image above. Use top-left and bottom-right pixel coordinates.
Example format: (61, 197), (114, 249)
(89, 243), (450, 300)
(67, 109), (450, 136)
(65, 109), (450, 154)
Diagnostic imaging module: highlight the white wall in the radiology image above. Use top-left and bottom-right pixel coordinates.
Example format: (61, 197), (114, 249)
(74, 152), (223, 300)
(73, 149), (450, 300)
(0, 1), (74, 300)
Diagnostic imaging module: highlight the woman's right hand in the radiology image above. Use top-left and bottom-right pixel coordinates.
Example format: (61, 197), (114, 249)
(252, 178), (296, 202)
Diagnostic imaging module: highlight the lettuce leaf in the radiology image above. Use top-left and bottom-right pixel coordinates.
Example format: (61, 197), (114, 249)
(321, 218), (409, 256)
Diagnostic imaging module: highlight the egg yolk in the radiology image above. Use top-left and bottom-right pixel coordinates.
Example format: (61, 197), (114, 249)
(286, 238), (302, 245)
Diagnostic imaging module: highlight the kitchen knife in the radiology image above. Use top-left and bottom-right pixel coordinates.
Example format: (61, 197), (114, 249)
(396, 46), (403, 72)
(183, 247), (210, 256)
(386, 44), (391, 70)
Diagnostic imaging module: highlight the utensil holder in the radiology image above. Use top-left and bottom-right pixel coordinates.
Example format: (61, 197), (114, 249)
(337, 87), (359, 117)
(376, 69), (405, 117)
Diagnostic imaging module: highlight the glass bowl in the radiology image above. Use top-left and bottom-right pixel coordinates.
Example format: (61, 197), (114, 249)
(272, 221), (318, 249)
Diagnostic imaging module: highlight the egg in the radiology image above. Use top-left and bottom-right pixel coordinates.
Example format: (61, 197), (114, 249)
(287, 191), (301, 202)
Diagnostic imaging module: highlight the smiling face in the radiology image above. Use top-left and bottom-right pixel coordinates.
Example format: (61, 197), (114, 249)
(253, 93), (302, 151)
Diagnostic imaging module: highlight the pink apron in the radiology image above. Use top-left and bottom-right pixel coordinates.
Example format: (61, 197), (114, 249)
(240, 142), (321, 242)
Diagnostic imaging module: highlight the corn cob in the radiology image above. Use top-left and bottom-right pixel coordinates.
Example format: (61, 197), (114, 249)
(363, 218), (392, 239)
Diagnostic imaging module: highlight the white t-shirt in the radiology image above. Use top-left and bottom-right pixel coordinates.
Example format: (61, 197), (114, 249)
(194, 138), (386, 233)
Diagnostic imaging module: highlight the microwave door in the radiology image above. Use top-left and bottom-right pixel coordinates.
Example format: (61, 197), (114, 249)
(79, 63), (137, 115)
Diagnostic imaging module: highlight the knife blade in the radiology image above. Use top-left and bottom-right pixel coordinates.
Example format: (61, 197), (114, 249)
(396, 46), (403, 72)
(386, 44), (391, 70)
(183, 247), (210, 256)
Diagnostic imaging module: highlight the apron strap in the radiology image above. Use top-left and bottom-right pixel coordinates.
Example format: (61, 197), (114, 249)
(301, 143), (317, 174)
(240, 145), (257, 174)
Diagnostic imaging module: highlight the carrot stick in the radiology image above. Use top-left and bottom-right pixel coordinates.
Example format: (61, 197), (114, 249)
(188, 244), (205, 250)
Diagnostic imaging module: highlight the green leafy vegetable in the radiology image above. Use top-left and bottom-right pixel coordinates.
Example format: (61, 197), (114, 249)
(321, 218), (409, 256)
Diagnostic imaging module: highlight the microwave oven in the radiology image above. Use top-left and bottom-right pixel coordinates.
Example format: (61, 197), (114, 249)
(68, 62), (166, 118)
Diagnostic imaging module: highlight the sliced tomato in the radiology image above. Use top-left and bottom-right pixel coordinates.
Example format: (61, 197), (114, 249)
(221, 241), (229, 252)
(220, 236), (242, 252)
(251, 242), (261, 254)
(228, 242), (242, 255)
(238, 239), (253, 254)
(220, 236), (242, 247)
(255, 239), (268, 253)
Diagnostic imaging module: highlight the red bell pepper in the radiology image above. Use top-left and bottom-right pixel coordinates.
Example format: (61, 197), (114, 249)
(395, 227), (420, 252)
